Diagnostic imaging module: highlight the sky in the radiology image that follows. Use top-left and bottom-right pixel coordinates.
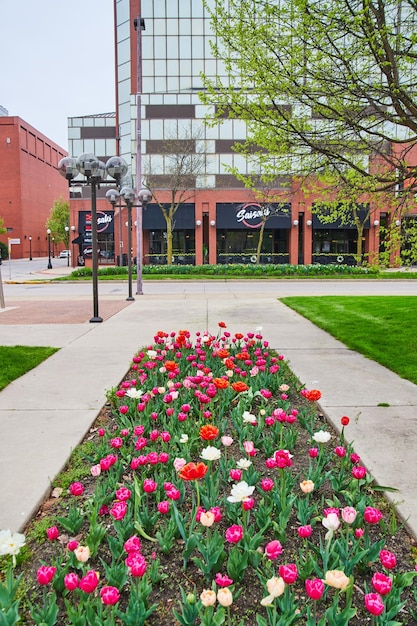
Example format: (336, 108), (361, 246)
(1, 0), (115, 151)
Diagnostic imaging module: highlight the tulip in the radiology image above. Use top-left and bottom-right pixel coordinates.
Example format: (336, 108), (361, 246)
(100, 585), (120, 605)
(364, 592), (385, 616)
(324, 569), (350, 590)
(64, 572), (79, 591)
(364, 506), (383, 524)
(200, 589), (216, 607)
(305, 577), (324, 600)
(215, 573), (233, 587)
(300, 479), (315, 494)
(157, 500), (170, 514)
(225, 524), (243, 543)
(297, 525), (313, 538)
(69, 482), (85, 496)
(46, 526), (59, 541)
(227, 481), (255, 503)
(78, 570), (99, 593)
(265, 540), (283, 560)
(372, 572), (392, 595)
(74, 545), (90, 563)
(124, 535), (141, 553)
(380, 550), (397, 569)
(341, 506), (357, 524)
(279, 563), (298, 584)
(217, 587), (233, 607)
(37, 566), (56, 585)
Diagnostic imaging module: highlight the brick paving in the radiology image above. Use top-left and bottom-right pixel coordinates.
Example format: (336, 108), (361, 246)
(0, 299), (133, 324)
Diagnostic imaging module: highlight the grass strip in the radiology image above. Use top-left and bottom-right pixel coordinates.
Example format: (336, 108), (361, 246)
(280, 295), (417, 385)
(0, 345), (59, 391)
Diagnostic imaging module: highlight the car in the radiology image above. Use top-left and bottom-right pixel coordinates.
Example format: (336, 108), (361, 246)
(59, 250), (71, 259)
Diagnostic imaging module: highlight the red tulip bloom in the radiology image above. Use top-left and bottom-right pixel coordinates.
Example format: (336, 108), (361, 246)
(231, 381), (249, 392)
(178, 462), (208, 481)
(200, 425), (220, 441)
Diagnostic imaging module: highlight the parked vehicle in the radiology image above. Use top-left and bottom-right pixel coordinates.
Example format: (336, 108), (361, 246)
(59, 250), (71, 259)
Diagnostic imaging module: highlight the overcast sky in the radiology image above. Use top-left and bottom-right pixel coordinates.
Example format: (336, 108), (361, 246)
(1, 0), (115, 150)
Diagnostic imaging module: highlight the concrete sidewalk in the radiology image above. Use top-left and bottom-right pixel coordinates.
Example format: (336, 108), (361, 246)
(1, 283), (417, 540)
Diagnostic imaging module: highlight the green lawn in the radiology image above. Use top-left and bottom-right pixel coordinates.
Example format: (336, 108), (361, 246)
(0, 346), (59, 391)
(280, 296), (417, 385)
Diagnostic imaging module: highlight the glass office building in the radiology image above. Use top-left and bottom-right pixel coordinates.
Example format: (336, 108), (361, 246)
(112, 0), (380, 266)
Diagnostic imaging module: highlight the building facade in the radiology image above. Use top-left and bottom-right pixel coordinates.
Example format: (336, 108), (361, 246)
(0, 117), (68, 259)
(109, 0), (391, 266)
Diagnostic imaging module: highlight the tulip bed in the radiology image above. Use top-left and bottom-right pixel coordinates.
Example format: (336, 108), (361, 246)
(1, 324), (417, 625)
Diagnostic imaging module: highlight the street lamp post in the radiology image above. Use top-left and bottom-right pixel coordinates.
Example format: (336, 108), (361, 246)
(29, 236), (32, 261)
(47, 229), (52, 269)
(64, 225), (70, 266)
(71, 225), (76, 267)
(122, 187), (135, 301)
(136, 188), (152, 295)
(58, 154), (129, 323)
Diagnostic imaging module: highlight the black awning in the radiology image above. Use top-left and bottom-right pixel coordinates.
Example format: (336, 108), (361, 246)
(71, 235), (84, 245)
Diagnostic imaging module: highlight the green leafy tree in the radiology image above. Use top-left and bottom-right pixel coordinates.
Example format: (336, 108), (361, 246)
(201, 0), (417, 264)
(201, 0), (417, 192)
(0, 216), (7, 259)
(144, 128), (206, 265)
(45, 198), (70, 248)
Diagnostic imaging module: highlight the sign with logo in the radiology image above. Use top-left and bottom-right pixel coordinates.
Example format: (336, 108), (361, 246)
(216, 203), (291, 229)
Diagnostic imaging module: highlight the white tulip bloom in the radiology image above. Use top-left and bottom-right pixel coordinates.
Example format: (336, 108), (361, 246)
(312, 430), (331, 444)
(200, 446), (221, 461)
(125, 388), (143, 399)
(227, 480), (255, 503)
(0, 529), (26, 556)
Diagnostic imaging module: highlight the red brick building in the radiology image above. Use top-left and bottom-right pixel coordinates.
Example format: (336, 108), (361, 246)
(0, 117), (68, 259)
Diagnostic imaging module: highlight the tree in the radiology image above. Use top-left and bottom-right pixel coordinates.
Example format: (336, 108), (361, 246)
(0, 216), (7, 259)
(45, 198), (70, 249)
(144, 128), (207, 265)
(201, 0), (417, 193)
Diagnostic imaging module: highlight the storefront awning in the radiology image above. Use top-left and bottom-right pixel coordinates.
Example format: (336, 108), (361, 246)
(216, 203), (292, 229)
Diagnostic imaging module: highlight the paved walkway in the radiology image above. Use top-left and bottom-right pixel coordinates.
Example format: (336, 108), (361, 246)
(1, 272), (417, 541)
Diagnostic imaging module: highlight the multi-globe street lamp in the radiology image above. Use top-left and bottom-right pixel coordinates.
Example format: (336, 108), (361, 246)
(46, 229), (52, 269)
(58, 154), (149, 321)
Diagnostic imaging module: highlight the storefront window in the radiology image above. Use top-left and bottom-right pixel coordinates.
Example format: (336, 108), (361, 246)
(216, 229), (289, 264)
(312, 229), (360, 265)
(147, 230), (195, 264)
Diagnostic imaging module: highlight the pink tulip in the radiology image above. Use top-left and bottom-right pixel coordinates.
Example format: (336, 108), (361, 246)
(265, 540), (283, 560)
(64, 572), (79, 591)
(363, 506), (383, 524)
(305, 577), (324, 600)
(79, 570), (99, 593)
(380, 550), (397, 569)
(225, 524), (243, 543)
(46, 526), (59, 541)
(110, 501), (128, 520)
(100, 586), (120, 605)
(37, 566), (56, 585)
(372, 572), (392, 595)
(69, 482), (85, 496)
(279, 563), (298, 584)
(364, 593), (385, 616)
(341, 506), (357, 524)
